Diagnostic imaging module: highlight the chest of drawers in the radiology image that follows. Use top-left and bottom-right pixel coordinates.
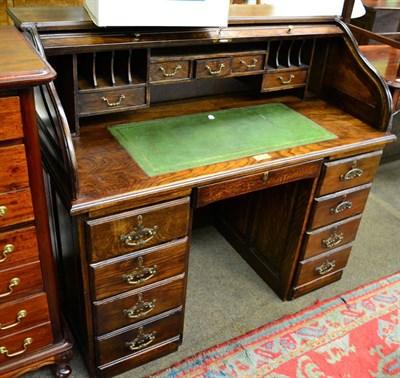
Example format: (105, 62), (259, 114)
(0, 27), (73, 377)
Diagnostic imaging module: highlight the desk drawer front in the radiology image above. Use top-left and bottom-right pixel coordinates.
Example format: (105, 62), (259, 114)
(0, 97), (23, 142)
(150, 60), (190, 83)
(309, 184), (371, 230)
(302, 215), (361, 260)
(0, 322), (53, 364)
(94, 277), (185, 335)
(262, 69), (308, 91)
(317, 150), (382, 196)
(195, 58), (232, 79)
(87, 197), (190, 262)
(0, 145), (29, 193)
(0, 261), (43, 305)
(91, 238), (188, 301)
(0, 227), (39, 271)
(232, 54), (265, 74)
(195, 160), (321, 207)
(0, 293), (50, 337)
(96, 310), (182, 365)
(296, 245), (352, 287)
(0, 189), (34, 230)
(78, 86), (146, 116)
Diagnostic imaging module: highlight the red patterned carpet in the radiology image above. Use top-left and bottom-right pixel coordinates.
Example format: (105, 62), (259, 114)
(153, 272), (400, 377)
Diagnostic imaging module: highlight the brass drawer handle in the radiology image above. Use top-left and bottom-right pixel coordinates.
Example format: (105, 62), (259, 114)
(240, 58), (258, 68)
(1, 244), (14, 263)
(0, 337), (33, 358)
(330, 200), (352, 214)
(340, 160), (363, 181)
(0, 206), (8, 217)
(159, 65), (182, 77)
(124, 293), (156, 319)
(120, 215), (158, 247)
(278, 74), (295, 84)
(322, 230), (344, 248)
(0, 310), (27, 331)
(101, 94), (125, 107)
(123, 256), (158, 285)
(126, 327), (156, 351)
(0, 278), (20, 298)
(206, 63), (225, 75)
(315, 259), (336, 275)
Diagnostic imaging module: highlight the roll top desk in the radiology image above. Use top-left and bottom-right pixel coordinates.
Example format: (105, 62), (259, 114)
(7, 5), (396, 377)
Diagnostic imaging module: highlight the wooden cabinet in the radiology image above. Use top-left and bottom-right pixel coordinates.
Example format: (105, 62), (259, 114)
(6, 6), (396, 377)
(0, 26), (73, 377)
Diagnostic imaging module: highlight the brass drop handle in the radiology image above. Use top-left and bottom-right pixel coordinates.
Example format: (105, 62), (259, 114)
(124, 293), (156, 319)
(0, 310), (27, 331)
(322, 230), (344, 248)
(159, 65), (182, 77)
(123, 256), (158, 285)
(101, 94), (125, 107)
(315, 259), (336, 275)
(0, 206), (8, 217)
(1, 244), (14, 263)
(0, 337), (33, 358)
(340, 160), (363, 181)
(278, 74), (295, 84)
(330, 200), (352, 214)
(126, 327), (156, 351)
(0, 278), (20, 298)
(206, 63), (225, 75)
(240, 58), (258, 68)
(120, 215), (158, 247)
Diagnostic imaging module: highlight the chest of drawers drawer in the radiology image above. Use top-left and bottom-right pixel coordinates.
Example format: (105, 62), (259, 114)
(90, 238), (188, 301)
(87, 197), (190, 262)
(0, 189), (34, 229)
(195, 58), (232, 79)
(0, 145), (29, 193)
(93, 276), (185, 335)
(0, 97), (23, 142)
(150, 60), (191, 83)
(301, 215), (362, 260)
(95, 309), (182, 366)
(317, 150), (382, 196)
(309, 184), (371, 229)
(0, 293), (50, 337)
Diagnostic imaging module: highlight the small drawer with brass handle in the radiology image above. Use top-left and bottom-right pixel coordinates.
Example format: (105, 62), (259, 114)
(0, 96), (23, 142)
(0, 293), (50, 336)
(93, 275), (185, 335)
(90, 238), (188, 301)
(0, 227), (39, 268)
(150, 60), (190, 82)
(87, 197), (190, 263)
(317, 150), (382, 196)
(78, 86), (146, 117)
(295, 244), (352, 287)
(195, 58), (232, 79)
(0, 322), (53, 362)
(0, 261), (44, 304)
(95, 309), (182, 365)
(261, 68), (308, 92)
(302, 215), (361, 260)
(232, 54), (265, 74)
(0, 189), (34, 229)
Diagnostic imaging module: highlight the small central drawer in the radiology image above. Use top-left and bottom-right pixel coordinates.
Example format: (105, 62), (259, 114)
(78, 85), (147, 116)
(195, 57), (232, 79)
(87, 197), (190, 262)
(150, 60), (190, 83)
(90, 238), (188, 300)
(96, 309), (182, 366)
(232, 54), (265, 74)
(93, 276), (185, 335)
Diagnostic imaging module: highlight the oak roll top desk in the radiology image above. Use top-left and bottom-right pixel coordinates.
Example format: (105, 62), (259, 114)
(7, 5), (396, 377)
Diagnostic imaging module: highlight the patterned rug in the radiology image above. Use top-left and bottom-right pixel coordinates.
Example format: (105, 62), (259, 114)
(153, 272), (400, 377)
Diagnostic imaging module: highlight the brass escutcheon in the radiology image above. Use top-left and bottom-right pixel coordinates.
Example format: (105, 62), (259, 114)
(315, 259), (336, 275)
(123, 256), (158, 285)
(0, 206), (8, 217)
(125, 327), (156, 351)
(124, 293), (156, 319)
(120, 215), (158, 247)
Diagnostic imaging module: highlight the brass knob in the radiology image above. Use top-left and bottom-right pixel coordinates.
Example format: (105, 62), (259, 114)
(0, 206), (8, 217)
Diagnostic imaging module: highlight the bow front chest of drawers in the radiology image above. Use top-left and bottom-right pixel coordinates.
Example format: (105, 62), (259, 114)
(7, 5), (396, 377)
(0, 26), (73, 377)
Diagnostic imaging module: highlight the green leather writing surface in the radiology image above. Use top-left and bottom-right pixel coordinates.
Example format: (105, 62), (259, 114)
(109, 103), (337, 176)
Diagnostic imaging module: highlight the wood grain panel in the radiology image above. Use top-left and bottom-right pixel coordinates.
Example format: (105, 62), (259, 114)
(0, 189), (34, 228)
(0, 97), (23, 141)
(0, 144), (29, 192)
